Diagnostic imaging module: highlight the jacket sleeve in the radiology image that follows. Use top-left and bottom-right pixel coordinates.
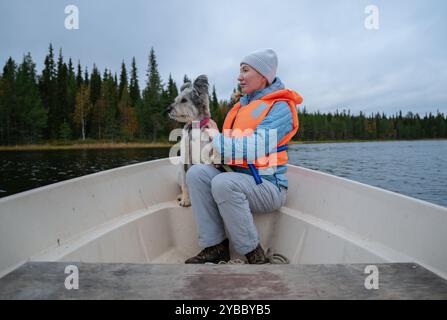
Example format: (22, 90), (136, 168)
(212, 101), (293, 162)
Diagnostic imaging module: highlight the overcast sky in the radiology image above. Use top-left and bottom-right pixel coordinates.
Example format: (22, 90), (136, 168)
(1, 0), (446, 115)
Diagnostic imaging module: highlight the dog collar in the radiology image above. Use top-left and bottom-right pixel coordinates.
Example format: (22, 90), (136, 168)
(186, 117), (211, 130)
(199, 117), (210, 128)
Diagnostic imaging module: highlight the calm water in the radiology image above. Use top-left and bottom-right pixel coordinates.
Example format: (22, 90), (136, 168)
(288, 140), (447, 207)
(1, 140), (446, 208)
(0, 148), (170, 199)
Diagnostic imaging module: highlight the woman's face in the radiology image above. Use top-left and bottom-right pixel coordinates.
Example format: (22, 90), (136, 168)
(238, 64), (268, 95)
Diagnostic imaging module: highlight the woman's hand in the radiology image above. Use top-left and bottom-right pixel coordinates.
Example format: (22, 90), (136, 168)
(204, 119), (220, 140)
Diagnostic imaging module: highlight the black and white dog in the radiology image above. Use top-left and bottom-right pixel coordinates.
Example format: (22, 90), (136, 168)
(166, 75), (216, 207)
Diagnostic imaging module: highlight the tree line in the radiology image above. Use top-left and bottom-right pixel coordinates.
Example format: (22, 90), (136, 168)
(0, 44), (446, 145)
(0, 44), (226, 145)
(295, 108), (447, 141)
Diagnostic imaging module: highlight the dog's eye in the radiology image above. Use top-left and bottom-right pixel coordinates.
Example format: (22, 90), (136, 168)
(181, 98), (187, 103)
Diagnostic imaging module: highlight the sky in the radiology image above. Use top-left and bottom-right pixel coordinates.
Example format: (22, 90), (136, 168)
(0, 0), (446, 115)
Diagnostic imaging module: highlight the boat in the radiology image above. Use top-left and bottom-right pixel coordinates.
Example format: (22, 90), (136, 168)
(1, 157), (447, 299)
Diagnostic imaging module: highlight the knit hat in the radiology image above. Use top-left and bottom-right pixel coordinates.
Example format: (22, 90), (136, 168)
(240, 48), (278, 84)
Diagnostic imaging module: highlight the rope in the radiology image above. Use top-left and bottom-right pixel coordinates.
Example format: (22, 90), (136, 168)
(265, 248), (290, 264)
(218, 259), (245, 265)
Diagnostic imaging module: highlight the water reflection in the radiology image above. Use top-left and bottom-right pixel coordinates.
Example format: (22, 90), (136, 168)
(0, 147), (170, 198)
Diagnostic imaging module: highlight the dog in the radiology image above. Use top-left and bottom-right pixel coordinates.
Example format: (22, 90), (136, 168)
(166, 74), (216, 207)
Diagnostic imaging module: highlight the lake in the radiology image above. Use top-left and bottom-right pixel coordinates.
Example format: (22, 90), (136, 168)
(1, 140), (446, 208)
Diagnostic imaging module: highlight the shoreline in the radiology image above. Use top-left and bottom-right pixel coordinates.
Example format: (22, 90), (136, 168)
(0, 138), (446, 151)
(0, 142), (173, 151)
(290, 138), (447, 145)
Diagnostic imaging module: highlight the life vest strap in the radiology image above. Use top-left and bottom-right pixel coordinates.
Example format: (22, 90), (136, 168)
(248, 164), (263, 184)
(276, 144), (288, 152)
(248, 144), (288, 185)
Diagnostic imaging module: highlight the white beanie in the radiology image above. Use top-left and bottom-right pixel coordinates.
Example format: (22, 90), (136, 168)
(240, 48), (278, 84)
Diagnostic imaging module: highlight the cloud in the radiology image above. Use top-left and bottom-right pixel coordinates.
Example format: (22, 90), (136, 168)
(0, 0), (446, 114)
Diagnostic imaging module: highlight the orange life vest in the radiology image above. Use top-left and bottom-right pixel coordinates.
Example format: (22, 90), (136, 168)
(222, 89), (303, 169)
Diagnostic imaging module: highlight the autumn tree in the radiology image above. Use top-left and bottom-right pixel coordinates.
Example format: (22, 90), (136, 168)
(74, 84), (92, 140)
(118, 85), (138, 141)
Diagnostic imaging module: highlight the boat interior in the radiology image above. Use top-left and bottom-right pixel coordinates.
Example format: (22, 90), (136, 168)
(1, 158), (446, 281)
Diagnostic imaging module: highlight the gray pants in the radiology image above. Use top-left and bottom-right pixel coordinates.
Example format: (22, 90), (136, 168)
(185, 164), (287, 255)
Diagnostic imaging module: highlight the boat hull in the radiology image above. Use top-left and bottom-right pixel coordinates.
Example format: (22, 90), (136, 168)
(1, 157), (446, 280)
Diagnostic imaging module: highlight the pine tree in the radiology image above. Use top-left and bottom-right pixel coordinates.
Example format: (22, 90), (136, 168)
(142, 47), (164, 141)
(88, 65), (102, 139)
(164, 74), (179, 134)
(66, 58), (77, 137)
(16, 53), (47, 143)
(210, 85), (220, 125)
(56, 48), (69, 138)
(129, 57), (141, 108)
(118, 61), (128, 101)
(76, 61), (83, 88)
(84, 67), (89, 87)
(0, 57), (18, 144)
(89, 64), (102, 106)
(217, 99), (230, 130)
(91, 76), (107, 140)
(39, 43), (56, 139)
(436, 112), (446, 138)
(136, 97), (148, 139)
(103, 71), (119, 140)
(167, 73), (178, 101)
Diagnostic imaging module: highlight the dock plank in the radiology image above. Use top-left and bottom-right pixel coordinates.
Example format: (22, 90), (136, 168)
(0, 262), (447, 299)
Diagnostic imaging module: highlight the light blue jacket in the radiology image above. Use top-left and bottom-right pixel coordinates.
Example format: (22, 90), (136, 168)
(212, 77), (293, 190)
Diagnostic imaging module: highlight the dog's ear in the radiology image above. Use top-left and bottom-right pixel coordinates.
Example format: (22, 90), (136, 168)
(180, 81), (192, 92)
(193, 75), (209, 97)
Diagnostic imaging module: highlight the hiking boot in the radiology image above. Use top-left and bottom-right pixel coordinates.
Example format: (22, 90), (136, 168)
(185, 238), (230, 264)
(245, 244), (269, 264)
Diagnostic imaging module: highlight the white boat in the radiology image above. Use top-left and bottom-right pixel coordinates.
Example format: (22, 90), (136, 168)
(1, 157), (447, 299)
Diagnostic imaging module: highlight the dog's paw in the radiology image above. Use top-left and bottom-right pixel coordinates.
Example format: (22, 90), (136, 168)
(179, 198), (191, 207)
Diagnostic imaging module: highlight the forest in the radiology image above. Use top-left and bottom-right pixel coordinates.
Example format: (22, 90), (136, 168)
(0, 44), (446, 145)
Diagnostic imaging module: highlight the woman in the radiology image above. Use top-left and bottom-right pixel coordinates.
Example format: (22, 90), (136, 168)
(185, 48), (303, 264)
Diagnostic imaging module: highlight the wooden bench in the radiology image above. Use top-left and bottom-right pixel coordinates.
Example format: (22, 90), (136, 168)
(1, 262), (447, 299)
